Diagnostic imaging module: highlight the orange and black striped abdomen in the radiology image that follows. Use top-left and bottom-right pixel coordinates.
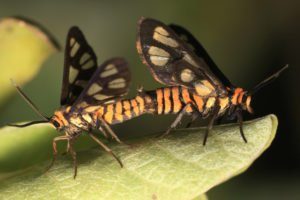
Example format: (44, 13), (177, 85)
(96, 94), (150, 125)
(155, 87), (195, 115)
(154, 86), (226, 117)
(95, 86), (229, 125)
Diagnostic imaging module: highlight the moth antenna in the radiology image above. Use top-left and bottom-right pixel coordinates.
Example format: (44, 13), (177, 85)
(8, 120), (49, 127)
(10, 79), (49, 121)
(250, 64), (289, 95)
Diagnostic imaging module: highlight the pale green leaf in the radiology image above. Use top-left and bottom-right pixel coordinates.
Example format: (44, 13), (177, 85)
(0, 16), (60, 105)
(0, 115), (277, 200)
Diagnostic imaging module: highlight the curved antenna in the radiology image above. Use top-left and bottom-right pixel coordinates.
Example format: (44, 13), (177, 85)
(8, 120), (49, 127)
(10, 79), (49, 121)
(250, 64), (289, 95)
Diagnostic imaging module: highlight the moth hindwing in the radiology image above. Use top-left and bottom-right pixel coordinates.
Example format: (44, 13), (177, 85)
(72, 57), (131, 110)
(136, 17), (227, 97)
(169, 24), (233, 88)
(60, 26), (98, 106)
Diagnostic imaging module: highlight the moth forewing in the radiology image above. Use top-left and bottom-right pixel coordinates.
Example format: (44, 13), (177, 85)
(137, 17), (227, 97)
(60, 26), (98, 106)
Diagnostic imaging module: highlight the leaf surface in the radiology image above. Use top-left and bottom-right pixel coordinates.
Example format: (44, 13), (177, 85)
(0, 115), (278, 200)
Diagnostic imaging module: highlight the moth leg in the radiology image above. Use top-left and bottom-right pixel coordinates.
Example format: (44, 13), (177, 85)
(160, 103), (195, 138)
(45, 135), (69, 173)
(203, 105), (221, 146)
(68, 139), (78, 179)
(185, 112), (200, 128)
(236, 109), (248, 143)
(88, 132), (123, 168)
(98, 124), (110, 139)
(98, 116), (123, 144)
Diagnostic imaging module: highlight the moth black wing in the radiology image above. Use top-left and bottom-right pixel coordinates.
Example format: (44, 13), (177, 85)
(169, 24), (233, 88)
(137, 17), (227, 97)
(60, 26), (98, 105)
(72, 58), (131, 110)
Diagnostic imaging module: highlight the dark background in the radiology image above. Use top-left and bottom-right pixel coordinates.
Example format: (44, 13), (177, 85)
(0, 1), (299, 199)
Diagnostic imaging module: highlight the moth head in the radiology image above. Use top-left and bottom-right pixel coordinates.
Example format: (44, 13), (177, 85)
(241, 92), (253, 114)
(231, 88), (253, 114)
(50, 114), (64, 131)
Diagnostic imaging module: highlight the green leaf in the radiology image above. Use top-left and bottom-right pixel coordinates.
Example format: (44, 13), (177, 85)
(0, 115), (277, 200)
(0, 16), (60, 105)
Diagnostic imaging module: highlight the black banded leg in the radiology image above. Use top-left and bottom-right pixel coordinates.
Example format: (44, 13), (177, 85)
(98, 116), (123, 144)
(237, 110), (248, 143)
(203, 105), (221, 146)
(160, 103), (194, 138)
(186, 112), (200, 128)
(88, 132), (123, 168)
(68, 139), (78, 179)
(45, 135), (69, 173)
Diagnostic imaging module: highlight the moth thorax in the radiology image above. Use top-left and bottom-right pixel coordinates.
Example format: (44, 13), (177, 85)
(69, 115), (88, 129)
(231, 88), (253, 113)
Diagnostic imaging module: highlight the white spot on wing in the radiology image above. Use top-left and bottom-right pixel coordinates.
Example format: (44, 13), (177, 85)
(70, 42), (80, 57)
(69, 66), (79, 83)
(150, 56), (169, 66)
(154, 26), (169, 36)
(70, 37), (76, 46)
(87, 84), (103, 95)
(82, 59), (94, 70)
(80, 53), (91, 65)
(153, 32), (178, 47)
(100, 64), (118, 78)
(148, 46), (169, 57)
(148, 46), (170, 66)
(180, 68), (195, 82)
(108, 78), (126, 89)
(93, 94), (111, 101)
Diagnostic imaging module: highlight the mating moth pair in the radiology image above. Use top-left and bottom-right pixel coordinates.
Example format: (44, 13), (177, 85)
(10, 17), (288, 178)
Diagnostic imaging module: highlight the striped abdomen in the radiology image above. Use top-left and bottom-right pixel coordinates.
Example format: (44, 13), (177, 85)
(155, 86), (230, 117)
(95, 94), (155, 125)
(95, 86), (230, 124)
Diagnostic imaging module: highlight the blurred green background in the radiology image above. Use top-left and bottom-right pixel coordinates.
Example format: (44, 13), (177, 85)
(0, 0), (299, 199)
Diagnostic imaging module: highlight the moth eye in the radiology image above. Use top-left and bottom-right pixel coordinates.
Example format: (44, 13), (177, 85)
(52, 120), (61, 129)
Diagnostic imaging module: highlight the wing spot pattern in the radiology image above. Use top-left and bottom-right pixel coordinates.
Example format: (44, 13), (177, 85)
(195, 80), (215, 96)
(100, 64), (118, 78)
(70, 37), (76, 46)
(108, 78), (126, 89)
(153, 27), (178, 47)
(93, 94), (111, 101)
(154, 26), (169, 36)
(70, 42), (80, 57)
(69, 65), (79, 83)
(148, 46), (170, 66)
(79, 53), (91, 65)
(87, 83), (103, 95)
(180, 68), (195, 83)
(82, 59), (95, 70)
